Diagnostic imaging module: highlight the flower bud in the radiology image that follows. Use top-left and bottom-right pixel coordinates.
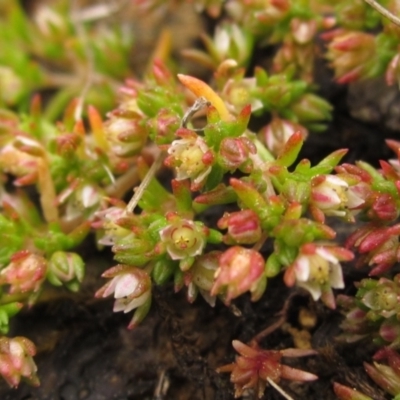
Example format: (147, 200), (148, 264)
(260, 117), (308, 156)
(55, 133), (82, 156)
(289, 93), (332, 124)
(211, 246), (265, 304)
(218, 136), (256, 172)
(93, 206), (132, 246)
(218, 209), (262, 244)
(0, 336), (39, 387)
(325, 31), (376, 84)
(104, 114), (147, 157)
(148, 108), (181, 145)
(186, 251), (220, 306)
(48, 251), (85, 292)
(0, 251), (47, 293)
(0, 66), (23, 106)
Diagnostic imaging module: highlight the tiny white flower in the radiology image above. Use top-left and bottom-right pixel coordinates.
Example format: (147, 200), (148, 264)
(95, 265), (151, 314)
(284, 244), (353, 308)
(311, 175), (364, 217)
(166, 132), (213, 190)
(159, 218), (206, 261)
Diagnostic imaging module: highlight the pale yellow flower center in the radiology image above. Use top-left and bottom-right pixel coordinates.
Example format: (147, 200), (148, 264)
(230, 86), (250, 107)
(179, 144), (204, 175)
(309, 256), (330, 285)
(374, 286), (398, 311)
(172, 226), (197, 250)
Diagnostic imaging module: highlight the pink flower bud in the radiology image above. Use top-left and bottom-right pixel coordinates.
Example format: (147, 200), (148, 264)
(211, 246), (264, 304)
(93, 205), (131, 246)
(0, 251), (47, 293)
(218, 209), (262, 244)
(218, 136), (256, 172)
(0, 336), (39, 387)
(55, 133), (82, 156)
(260, 117), (308, 156)
(325, 31), (376, 84)
(104, 113), (147, 157)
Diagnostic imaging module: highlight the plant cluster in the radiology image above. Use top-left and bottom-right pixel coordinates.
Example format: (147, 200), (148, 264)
(2, 0), (400, 398)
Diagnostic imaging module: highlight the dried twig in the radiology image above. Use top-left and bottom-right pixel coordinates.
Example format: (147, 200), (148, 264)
(125, 152), (165, 213)
(363, 0), (400, 27)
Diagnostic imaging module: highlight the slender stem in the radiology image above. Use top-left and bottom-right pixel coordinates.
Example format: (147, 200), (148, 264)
(363, 0), (400, 27)
(249, 293), (296, 346)
(126, 152), (165, 213)
(105, 166), (140, 199)
(266, 378), (294, 400)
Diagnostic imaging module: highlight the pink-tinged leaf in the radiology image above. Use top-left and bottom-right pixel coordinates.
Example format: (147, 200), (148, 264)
(280, 365), (318, 381)
(232, 340), (259, 358)
(358, 229), (390, 253)
(333, 382), (372, 400)
(369, 263), (392, 276)
(379, 160), (398, 181)
(317, 149), (348, 169)
(30, 94), (42, 118)
(275, 131), (304, 167)
(386, 139), (400, 155)
(309, 204), (325, 223)
(373, 348), (400, 376)
(336, 67), (362, 85)
(364, 362), (400, 396)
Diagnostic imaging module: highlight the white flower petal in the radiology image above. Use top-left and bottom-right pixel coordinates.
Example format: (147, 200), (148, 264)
(102, 276), (119, 297)
(294, 256), (310, 282)
(329, 263), (344, 289)
(315, 247), (338, 264)
(347, 189), (364, 209)
(114, 274), (139, 298)
(298, 281), (322, 300)
(123, 292), (149, 313)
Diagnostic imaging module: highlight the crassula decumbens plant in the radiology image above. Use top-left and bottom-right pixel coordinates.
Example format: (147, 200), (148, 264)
(3, 0), (400, 398)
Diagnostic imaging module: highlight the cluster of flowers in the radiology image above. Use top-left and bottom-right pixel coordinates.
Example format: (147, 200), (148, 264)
(2, 0), (400, 396)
